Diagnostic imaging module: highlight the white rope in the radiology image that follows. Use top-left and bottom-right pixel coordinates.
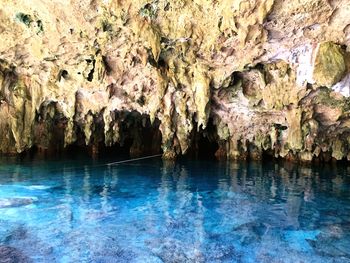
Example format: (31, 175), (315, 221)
(105, 154), (163, 166)
(44, 153), (163, 172)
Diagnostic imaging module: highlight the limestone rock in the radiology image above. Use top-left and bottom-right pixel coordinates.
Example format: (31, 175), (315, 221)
(313, 42), (347, 87)
(0, 0), (350, 161)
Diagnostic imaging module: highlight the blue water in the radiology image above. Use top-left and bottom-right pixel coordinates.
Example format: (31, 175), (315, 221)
(0, 157), (350, 263)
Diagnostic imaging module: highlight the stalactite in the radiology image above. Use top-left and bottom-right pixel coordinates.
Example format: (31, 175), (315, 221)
(0, 0), (350, 162)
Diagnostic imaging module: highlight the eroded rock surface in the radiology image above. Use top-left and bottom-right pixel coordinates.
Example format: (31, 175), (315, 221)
(1, 0), (350, 161)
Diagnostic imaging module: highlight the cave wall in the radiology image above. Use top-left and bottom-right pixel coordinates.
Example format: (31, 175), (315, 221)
(1, 0), (350, 161)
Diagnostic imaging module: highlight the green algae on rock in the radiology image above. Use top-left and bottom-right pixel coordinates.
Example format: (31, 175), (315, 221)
(313, 42), (347, 87)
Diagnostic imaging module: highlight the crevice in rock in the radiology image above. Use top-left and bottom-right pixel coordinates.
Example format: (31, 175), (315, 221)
(102, 56), (112, 75)
(32, 101), (68, 157)
(58, 70), (68, 81)
(87, 59), (96, 82)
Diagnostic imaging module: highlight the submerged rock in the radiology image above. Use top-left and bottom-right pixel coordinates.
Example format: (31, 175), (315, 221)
(204, 243), (240, 262)
(148, 238), (205, 263)
(2, 225), (55, 262)
(0, 0), (350, 161)
(308, 224), (350, 259)
(0, 246), (30, 263)
(283, 230), (320, 252)
(0, 197), (37, 209)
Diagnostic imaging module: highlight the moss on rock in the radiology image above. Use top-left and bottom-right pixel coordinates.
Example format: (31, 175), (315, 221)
(313, 42), (347, 87)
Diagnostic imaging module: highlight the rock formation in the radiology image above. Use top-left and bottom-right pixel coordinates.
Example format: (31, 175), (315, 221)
(0, 246), (30, 263)
(1, 0), (350, 161)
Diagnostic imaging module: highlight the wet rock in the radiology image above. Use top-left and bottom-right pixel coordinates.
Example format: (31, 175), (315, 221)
(153, 242), (190, 263)
(4, 226), (28, 243)
(205, 243), (240, 262)
(92, 245), (135, 263)
(283, 230), (320, 252)
(308, 224), (350, 259)
(149, 238), (205, 263)
(308, 239), (350, 258)
(233, 221), (268, 245)
(2, 224), (55, 261)
(0, 246), (31, 263)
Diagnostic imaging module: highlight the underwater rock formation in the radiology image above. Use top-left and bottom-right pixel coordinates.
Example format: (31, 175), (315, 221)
(1, 0), (350, 161)
(0, 246), (30, 263)
(0, 197), (36, 209)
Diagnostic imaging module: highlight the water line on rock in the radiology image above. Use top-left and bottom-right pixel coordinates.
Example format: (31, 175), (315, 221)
(35, 154), (163, 173)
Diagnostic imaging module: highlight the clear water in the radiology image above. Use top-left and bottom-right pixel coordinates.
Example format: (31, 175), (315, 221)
(0, 157), (350, 263)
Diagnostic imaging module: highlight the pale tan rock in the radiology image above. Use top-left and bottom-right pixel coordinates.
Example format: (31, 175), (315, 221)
(0, 0), (350, 161)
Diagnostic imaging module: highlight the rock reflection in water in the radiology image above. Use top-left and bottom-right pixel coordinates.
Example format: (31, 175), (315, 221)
(0, 159), (349, 262)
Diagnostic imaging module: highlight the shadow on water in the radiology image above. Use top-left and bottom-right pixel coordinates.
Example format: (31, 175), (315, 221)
(0, 156), (349, 262)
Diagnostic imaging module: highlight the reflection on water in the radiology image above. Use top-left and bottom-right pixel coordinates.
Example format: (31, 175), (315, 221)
(0, 158), (350, 262)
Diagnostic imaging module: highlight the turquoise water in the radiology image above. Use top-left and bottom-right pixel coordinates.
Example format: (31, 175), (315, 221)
(0, 157), (350, 262)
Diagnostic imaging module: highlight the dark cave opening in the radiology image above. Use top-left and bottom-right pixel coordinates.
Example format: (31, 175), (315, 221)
(25, 112), (224, 161)
(96, 111), (163, 159)
(184, 118), (219, 160)
(17, 107), (350, 164)
(26, 110), (163, 160)
(71, 111), (163, 159)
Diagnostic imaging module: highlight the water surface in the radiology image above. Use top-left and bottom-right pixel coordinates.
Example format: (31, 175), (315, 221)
(0, 157), (350, 262)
